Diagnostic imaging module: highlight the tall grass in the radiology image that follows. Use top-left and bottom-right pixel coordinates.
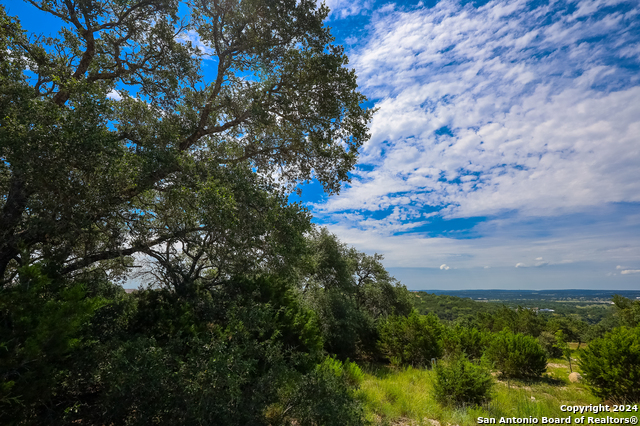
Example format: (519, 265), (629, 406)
(357, 358), (636, 426)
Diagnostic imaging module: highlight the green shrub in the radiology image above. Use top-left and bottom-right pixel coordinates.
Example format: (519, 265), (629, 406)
(1, 275), (366, 425)
(378, 310), (443, 367)
(579, 326), (640, 402)
(486, 329), (547, 378)
(612, 295), (640, 327)
(442, 326), (490, 360)
(310, 288), (370, 360)
(538, 331), (563, 358)
(0, 266), (114, 422)
(320, 356), (365, 388)
(273, 357), (365, 426)
(303, 229), (414, 362)
(434, 355), (493, 407)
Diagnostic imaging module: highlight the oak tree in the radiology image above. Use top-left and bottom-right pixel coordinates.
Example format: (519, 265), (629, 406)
(0, 0), (372, 287)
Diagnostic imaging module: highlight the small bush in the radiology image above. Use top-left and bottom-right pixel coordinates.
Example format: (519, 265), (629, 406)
(378, 310), (443, 367)
(434, 355), (493, 407)
(265, 356), (365, 426)
(486, 329), (547, 378)
(321, 356), (365, 388)
(579, 326), (640, 402)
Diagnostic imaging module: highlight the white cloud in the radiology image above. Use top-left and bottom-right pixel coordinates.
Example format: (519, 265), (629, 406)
(107, 90), (122, 101)
(324, 0), (374, 19)
(621, 269), (640, 275)
(178, 30), (214, 57)
(515, 263), (527, 268)
(307, 0), (640, 278)
(320, 205), (640, 270)
(440, 263), (450, 270)
(316, 0), (640, 224)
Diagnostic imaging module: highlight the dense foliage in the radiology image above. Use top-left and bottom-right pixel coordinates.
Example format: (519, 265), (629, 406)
(442, 326), (490, 360)
(0, 0), (376, 423)
(2, 1), (636, 420)
(304, 229), (413, 361)
(486, 330), (547, 379)
(413, 293), (497, 322)
(579, 326), (640, 403)
(377, 311), (443, 367)
(0, 0), (372, 286)
(478, 306), (545, 337)
(1, 272), (366, 425)
(612, 295), (640, 328)
(538, 331), (563, 358)
(434, 355), (494, 407)
(414, 292), (617, 333)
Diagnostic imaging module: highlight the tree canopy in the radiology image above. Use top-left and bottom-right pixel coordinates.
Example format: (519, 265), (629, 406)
(0, 0), (372, 286)
(0, 1), (382, 423)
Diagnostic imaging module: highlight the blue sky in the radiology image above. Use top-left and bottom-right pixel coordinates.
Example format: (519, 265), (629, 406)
(4, 0), (640, 290)
(308, 0), (640, 289)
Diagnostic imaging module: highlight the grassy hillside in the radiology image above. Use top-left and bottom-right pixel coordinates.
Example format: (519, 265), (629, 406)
(357, 355), (636, 426)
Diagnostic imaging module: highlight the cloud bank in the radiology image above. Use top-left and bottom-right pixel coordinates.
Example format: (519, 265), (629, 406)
(310, 0), (640, 283)
(325, 0), (640, 219)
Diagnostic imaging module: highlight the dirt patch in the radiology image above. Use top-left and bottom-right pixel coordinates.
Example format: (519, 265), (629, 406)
(547, 363), (566, 369)
(371, 417), (446, 426)
(495, 380), (533, 390)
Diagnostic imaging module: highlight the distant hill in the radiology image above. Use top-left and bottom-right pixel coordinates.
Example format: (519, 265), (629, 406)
(413, 289), (640, 301)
